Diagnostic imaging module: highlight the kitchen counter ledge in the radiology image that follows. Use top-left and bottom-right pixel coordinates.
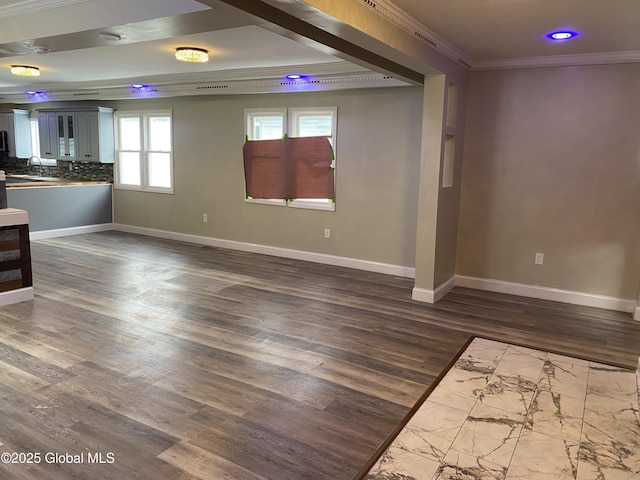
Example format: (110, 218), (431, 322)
(6, 174), (111, 187)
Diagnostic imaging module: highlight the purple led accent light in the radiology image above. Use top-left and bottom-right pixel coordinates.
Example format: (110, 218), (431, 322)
(547, 31), (578, 41)
(286, 74), (303, 80)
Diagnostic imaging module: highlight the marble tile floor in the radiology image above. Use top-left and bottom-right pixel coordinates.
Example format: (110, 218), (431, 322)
(364, 337), (640, 480)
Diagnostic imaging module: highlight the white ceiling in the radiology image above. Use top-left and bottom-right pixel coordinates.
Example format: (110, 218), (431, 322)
(1, 27), (345, 86)
(0, 0), (638, 102)
(390, 0), (640, 68)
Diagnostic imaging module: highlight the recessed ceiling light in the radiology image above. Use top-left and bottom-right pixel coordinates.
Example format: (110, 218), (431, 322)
(11, 65), (40, 77)
(547, 31), (578, 41)
(175, 47), (209, 63)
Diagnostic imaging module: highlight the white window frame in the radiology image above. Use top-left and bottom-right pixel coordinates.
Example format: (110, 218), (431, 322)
(28, 118), (56, 165)
(287, 106), (337, 211)
(244, 108), (287, 207)
(243, 106), (337, 211)
(114, 110), (174, 194)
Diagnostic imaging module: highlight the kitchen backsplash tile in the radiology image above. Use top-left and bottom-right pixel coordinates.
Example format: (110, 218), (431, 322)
(0, 156), (113, 182)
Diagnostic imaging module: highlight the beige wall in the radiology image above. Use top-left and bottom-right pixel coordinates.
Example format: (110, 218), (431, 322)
(111, 87), (424, 268)
(457, 64), (640, 299)
(280, 0), (470, 296)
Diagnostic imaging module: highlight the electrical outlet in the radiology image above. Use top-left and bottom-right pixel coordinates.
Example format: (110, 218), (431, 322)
(324, 228), (331, 238)
(203, 213), (208, 223)
(535, 252), (544, 265)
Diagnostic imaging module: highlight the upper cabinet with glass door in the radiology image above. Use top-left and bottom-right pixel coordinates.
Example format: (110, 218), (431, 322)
(37, 107), (114, 163)
(56, 112), (76, 160)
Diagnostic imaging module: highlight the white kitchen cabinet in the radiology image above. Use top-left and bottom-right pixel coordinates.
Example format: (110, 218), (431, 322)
(75, 108), (114, 163)
(56, 111), (76, 161)
(0, 109), (32, 158)
(37, 107), (114, 163)
(38, 111), (58, 159)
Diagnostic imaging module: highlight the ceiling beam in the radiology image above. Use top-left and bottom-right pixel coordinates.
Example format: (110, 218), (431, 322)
(203, 0), (425, 85)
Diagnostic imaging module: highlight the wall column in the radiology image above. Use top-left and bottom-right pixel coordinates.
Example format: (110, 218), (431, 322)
(412, 75), (446, 303)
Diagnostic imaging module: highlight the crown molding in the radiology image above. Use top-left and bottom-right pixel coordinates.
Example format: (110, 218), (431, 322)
(342, 1), (640, 72)
(0, 61), (369, 94)
(0, 61), (388, 100)
(353, 0), (472, 68)
(472, 50), (640, 71)
(1, 72), (411, 103)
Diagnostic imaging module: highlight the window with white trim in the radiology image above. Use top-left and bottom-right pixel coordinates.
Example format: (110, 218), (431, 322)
(28, 118), (56, 165)
(244, 106), (336, 211)
(114, 110), (173, 193)
(245, 108), (287, 206)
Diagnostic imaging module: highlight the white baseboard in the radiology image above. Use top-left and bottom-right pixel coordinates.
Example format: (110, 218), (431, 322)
(25, 222), (640, 315)
(456, 275), (636, 313)
(0, 287), (34, 306)
(113, 223), (416, 279)
(30, 223), (114, 241)
(412, 276), (456, 304)
(411, 287), (434, 303)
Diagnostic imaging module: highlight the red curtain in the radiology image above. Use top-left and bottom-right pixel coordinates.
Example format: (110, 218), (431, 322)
(243, 136), (334, 199)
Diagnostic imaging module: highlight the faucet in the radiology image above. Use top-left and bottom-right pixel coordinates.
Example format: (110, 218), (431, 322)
(27, 156), (43, 177)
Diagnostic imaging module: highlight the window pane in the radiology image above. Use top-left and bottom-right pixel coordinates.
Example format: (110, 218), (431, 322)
(297, 115), (332, 137)
(148, 116), (171, 151)
(251, 115), (283, 140)
(148, 152), (171, 188)
(119, 117), (141, 150)
(119, 152), (141, 185)
(30, 119), (39, 158)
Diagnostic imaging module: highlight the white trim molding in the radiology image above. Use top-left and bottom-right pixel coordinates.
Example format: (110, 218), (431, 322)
(26, 223), (639, 317)
(113, 224), (416, 279)
(412, 276), (456, 304)
(30, 223), (114, 241)
(354, 0), (472, 67)
(472, 50), (640, 71)
(456, 275), (636, 313)
(4, 72), (409, 104)
(0, 287), (34, 306)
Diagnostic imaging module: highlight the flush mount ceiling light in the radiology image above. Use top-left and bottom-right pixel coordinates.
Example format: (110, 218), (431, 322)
(547, 31), (578, 41)
(99, 32), (123, 41)
(10, 65), (40, 77)
(175, 47), (209, 63)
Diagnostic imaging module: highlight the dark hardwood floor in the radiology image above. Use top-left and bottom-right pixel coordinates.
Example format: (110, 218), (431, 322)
(0, 231), (638, 480)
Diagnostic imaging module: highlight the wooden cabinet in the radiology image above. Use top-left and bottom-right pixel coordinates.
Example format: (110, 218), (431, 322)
(0, 109), (32, 158)
(0, 209), (32, 304)
(37, 107), (114, 163)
